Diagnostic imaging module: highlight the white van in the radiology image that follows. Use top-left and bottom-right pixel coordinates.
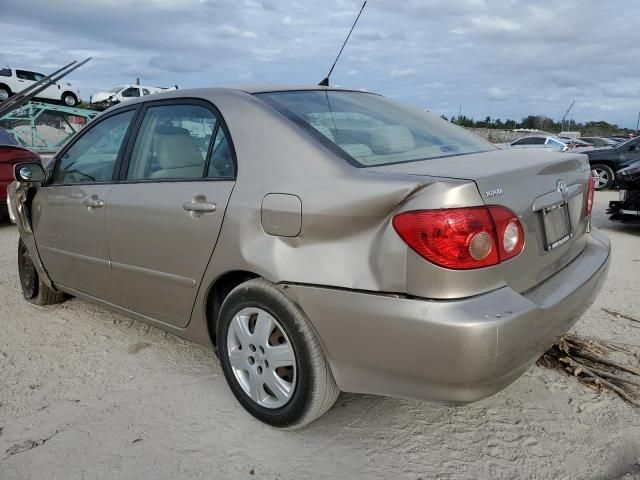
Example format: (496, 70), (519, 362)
(0, 67), (80, 106)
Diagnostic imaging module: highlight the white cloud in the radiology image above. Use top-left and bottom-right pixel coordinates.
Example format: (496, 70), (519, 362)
(487, 86), (513, 101)
(390, 68), (415, 77)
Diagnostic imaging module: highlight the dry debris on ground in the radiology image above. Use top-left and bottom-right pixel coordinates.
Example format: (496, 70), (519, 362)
(539, 313), (640, 408)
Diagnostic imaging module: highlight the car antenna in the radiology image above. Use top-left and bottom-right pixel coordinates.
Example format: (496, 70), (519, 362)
(318, 1), (367, 86)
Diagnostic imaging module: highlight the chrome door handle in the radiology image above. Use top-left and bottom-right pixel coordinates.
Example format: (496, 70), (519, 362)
(182, 202), (216, 213)
(83, 197), (104, 209)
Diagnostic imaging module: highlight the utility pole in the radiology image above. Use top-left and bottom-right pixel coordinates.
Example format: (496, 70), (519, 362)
(561, 100), (576, 133)
(636, 109), (640, 132)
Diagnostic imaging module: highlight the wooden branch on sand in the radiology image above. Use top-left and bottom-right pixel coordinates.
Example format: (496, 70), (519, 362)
(539, 333), (640, 408)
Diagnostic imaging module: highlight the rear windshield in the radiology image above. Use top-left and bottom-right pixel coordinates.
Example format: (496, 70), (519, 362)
(257, 90), (495, 167)
(0, 128), (19, 146)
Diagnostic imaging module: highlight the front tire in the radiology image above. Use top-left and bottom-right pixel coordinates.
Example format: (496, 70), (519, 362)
(591, 164), (614, 190)
(18, 239), (67, 305)
(61, 92), (78, 107)
(217, 278), (339, 428)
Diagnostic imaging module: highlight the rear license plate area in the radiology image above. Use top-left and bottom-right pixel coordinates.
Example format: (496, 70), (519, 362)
(541, 202), (572, 251)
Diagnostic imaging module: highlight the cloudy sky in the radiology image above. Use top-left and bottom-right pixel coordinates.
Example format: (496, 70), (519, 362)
(1, 0), (639, 127)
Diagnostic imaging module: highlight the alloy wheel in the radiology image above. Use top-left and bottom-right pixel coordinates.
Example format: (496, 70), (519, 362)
(0, 89), (8, 101)
(592, 167), (609, 189)
(226, 307), (297, 409)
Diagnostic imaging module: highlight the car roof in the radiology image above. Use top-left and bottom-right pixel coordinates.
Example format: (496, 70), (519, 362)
(101, 85), (379, 114)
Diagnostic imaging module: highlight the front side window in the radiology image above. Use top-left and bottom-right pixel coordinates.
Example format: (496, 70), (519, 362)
(121, 87), (140, 98)
(16, 70), (34, 81)
(257, 90), (495, 167)
(54, 110), (134, 184)
(126, 104), (218, 180)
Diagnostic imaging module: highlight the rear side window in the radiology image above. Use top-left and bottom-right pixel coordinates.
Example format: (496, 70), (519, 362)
(0, 68), (11, 77)
(207, 126), (234, 178)
(54, 110), (134, 184)
(126, 103), (224, 180)
(257, 90), (494, 167)
(546, 138), (564, 148)
(16, 70), (35, 81)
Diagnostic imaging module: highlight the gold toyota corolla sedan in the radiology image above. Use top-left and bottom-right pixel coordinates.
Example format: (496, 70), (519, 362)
(10, 86), (609, 428)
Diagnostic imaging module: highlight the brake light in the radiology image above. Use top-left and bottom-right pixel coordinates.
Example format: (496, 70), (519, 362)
(392, 206), (525, 270)
(585, 174), (595, 217)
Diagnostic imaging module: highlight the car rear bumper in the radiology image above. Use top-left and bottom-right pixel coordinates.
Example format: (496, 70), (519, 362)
(280, 230), (610, 403)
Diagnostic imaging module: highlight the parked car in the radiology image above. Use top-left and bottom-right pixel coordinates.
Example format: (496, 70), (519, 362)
(584, 136), (640, 190)
(507, 135), (591, 151)
(580, 137), (619, 147)
(508, 135), (569, 150)
(607, 159), (640, 222)
(562, 138), (593, 150)
(91, 84), (178, 110)
(10, 86), (609, 428)
(0, 67), (80, 106)
(0, 127), (40, 221)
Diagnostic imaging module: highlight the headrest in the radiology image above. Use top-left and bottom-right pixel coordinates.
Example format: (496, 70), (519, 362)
(312, 125), (335, 142)
(155, 125), (191, 136)
(340, 143), (373, 158)
(369, 125), (415, 155)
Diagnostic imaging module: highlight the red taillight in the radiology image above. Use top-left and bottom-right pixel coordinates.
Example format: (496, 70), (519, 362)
(392, 206), (525, 270)
(585, 174), (595, 217)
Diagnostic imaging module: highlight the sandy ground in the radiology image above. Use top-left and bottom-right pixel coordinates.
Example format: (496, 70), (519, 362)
(1, 191), (639, 480)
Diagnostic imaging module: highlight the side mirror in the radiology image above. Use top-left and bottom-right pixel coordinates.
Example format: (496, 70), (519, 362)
(14, 162), (47, 183)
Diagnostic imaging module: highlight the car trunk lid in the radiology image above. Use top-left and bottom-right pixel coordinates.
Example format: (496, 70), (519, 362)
(370, 148), (591, 294)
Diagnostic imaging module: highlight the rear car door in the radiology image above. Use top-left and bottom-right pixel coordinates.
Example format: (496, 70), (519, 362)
(32, 108), (137, 304)
(105, 100), (236, 327)
(14, 70), (35, 92)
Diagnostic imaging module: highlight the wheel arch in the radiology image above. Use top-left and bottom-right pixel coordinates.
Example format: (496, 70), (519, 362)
(204, 270), (260, 346)
(590, 159), (615, 169)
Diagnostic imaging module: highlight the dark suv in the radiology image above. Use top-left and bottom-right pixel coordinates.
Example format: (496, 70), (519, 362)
(585, 136), (640, 190)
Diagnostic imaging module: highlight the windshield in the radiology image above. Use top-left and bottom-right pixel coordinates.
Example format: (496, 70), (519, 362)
(257, 90), (495, 167)
(107, 86), (126, 93)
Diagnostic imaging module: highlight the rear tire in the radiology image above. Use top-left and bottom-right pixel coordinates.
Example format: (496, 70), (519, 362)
(61, 92), (78, 107)
(217, 278), (339, 428)
(0, 85), (10, 102)
(591, 164), (614, 190)
(18, 239), (67, 305)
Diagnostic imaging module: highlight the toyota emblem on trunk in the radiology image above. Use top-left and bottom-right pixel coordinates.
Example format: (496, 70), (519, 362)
(557, 179), (568, 198)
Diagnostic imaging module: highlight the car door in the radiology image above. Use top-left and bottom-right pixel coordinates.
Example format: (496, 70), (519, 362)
(14, 70), (35, 93)
(30, 71), (60, 101)
(32, 108), (138, 304)
(619, 139), (640, 165)
(105, 100), (236, 327)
